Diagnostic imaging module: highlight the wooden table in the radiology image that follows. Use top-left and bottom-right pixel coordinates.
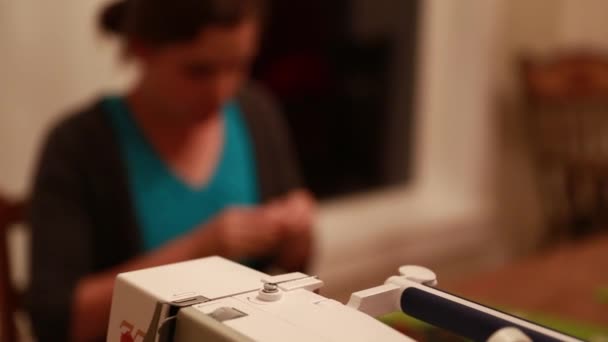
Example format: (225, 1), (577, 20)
(444, 233), (608, 328)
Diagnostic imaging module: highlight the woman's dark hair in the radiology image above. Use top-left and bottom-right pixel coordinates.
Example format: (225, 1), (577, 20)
(100, 0), (266, 45)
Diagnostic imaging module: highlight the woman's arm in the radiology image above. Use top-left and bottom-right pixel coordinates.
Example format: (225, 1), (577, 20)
(70, 225), (220, 342)
(70, 205), (286, 342)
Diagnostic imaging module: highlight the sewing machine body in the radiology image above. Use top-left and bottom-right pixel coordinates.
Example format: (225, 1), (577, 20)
(108, 257), (411, 342)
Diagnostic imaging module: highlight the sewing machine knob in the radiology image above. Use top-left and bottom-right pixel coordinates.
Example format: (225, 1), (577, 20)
(398, 266), (438, 286)
(487, 327), (532, 342)
(263, 283), (279, 293)
(257, 282), (282, 302)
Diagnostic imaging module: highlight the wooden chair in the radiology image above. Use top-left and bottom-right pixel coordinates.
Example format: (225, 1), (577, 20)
(0, 195), (25, 342)
(521, 50), (608, 240)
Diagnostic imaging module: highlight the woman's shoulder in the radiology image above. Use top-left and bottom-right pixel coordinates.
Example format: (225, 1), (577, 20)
(237, 82), (282, 118)
(48, 97), (115, 138)
(237, 81), (291, 136)
(41, 98), (114, 155)
(236, 82), (303, 196)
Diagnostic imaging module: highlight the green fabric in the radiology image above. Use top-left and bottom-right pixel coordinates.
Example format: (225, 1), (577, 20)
(596, 287), (608, 304)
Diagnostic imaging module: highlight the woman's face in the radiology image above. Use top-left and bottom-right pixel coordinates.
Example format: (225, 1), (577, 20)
(136, 19), (260, 124)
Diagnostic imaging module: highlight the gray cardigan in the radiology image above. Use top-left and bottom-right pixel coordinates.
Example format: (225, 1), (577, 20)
(26, 85), (302, 341)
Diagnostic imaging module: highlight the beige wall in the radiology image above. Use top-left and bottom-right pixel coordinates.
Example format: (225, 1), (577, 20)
(559, 0), (608, 48)
(496, 0), (608, 95)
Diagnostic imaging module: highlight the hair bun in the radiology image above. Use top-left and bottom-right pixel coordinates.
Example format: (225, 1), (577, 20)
(100, 0), (129, 35)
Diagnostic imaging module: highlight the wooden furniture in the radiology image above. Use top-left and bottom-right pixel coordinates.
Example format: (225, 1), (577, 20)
(0, 195), (25, 342)
(521, 51), (608, 239)
(445, 233), (608, 328)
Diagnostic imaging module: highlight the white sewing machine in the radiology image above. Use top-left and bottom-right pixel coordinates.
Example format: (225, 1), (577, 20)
(107, 257), (581, 342)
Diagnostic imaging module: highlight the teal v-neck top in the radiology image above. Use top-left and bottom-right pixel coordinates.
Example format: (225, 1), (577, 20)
(103, 97), (260, 251)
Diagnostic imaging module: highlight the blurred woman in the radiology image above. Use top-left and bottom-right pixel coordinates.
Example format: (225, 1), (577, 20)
(26, 0), (314, 340)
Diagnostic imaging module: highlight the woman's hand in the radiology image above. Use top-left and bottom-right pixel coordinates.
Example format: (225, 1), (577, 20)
(206, 207), (284, 260)
(199, 189), (316, 269)
(264, 190), (316, 271)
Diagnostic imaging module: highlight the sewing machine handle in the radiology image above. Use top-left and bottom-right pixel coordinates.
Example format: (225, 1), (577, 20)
(400, 285), (583, 342)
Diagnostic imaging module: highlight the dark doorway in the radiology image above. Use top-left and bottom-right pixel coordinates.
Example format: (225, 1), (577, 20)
(253, 0), (420, 199)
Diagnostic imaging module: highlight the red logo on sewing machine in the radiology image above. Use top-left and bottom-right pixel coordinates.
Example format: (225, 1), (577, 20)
(120, 321), (146, 342)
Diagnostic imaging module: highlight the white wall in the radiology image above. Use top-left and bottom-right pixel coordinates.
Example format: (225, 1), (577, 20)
(0, 0), (133, 196)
